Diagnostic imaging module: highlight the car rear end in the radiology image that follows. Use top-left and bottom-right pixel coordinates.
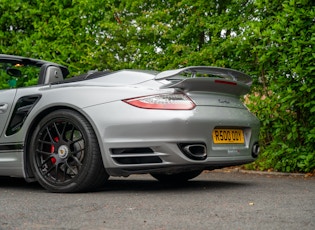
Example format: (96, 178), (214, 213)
(180, 89), (260, 162)
(84, 67), (260, 176)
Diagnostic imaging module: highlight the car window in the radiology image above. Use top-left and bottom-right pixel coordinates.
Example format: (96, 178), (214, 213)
(0, 62), (40, 89)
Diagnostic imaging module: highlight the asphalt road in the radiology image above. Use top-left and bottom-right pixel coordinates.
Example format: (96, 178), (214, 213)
(0, 170), (314, 230)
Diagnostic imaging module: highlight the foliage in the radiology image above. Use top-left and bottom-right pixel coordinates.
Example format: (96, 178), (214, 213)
(0, 62), (40, 89)
(0, 0), (314, 172)
(0, 0), (121, 74)
(244, 0), (315, 173)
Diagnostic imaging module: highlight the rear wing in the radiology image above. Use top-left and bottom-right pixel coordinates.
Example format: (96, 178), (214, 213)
(155, 66), (252, 86)
(156, 66), (252, 96)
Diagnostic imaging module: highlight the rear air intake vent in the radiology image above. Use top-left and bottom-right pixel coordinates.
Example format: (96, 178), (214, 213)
(114, 156), (162, 165)
(111, 148), (154, 155)
(110, 147), (162, 165)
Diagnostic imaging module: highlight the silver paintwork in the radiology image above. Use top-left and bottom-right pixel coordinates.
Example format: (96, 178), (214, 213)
(0, 55), (260, 179)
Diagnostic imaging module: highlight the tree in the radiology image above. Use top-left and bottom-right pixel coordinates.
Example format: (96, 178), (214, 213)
(244, 0), (315, 172)
(0, 0), (124, 74)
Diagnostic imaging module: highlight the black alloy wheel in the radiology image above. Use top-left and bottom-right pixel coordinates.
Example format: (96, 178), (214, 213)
(29, 109), (108, 192)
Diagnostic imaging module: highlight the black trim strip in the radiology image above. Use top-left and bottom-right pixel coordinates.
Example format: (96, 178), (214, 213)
(0, 144), (23, 151)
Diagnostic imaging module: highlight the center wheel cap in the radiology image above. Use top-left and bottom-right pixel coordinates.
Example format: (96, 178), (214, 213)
(58, 145), (69, 159)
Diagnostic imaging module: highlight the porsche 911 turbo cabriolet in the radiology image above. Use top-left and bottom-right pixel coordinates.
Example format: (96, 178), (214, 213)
(0, 54), (260, 192)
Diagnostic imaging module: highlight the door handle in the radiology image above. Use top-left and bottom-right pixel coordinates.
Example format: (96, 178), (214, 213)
(0, 103), (8, 113)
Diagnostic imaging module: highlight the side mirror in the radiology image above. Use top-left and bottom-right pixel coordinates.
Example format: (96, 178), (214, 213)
(6, 68), (22, 77)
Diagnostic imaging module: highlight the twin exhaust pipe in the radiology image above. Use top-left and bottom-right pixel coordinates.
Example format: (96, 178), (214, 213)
(252, 142), (260, 158)
(180, 144), (207, 160)
(180, 142), (260, 160)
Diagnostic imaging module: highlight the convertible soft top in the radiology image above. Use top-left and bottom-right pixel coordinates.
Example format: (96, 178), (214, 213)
(0, 54), (69, 77)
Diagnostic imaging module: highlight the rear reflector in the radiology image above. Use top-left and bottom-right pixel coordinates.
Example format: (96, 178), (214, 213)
(215, 79), (237, 85)
(123, 94), (196, 110)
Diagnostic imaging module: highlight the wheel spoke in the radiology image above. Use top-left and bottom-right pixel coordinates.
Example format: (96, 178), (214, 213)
(45, 127), (55, 143)
(70, 127), (77, 141)
(53, 122), (62, 140)
(44, 163), (67, 182)
(36, 149), (53, 156)
(65, 162), (78, 175)
(56, 164), (66, 182)
(38, 139), (52, 145)
(71, 155), (83, 167)
(39, 155), (54, 167)
(60, 121), (68, 138)
(43, 163), (55, 176)
(69, 136), (83, 145)
(54, 164), (64, 182)
(71, 148), (84, 155)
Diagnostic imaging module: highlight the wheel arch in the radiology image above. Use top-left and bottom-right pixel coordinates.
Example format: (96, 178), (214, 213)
(23, 105), (107, 180)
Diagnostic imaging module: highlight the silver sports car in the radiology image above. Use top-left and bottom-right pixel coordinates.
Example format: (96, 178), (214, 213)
(0, 54), (260, 192)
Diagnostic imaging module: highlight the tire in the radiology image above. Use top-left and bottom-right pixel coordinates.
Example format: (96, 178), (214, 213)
(29, 109), (109, 192)
(151, 170), (203, 183)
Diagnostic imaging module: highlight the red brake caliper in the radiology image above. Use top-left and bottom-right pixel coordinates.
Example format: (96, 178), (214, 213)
(50, 137), (59, 164)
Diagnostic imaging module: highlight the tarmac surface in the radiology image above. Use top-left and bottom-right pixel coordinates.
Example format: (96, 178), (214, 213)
(0, 169), (314, 230)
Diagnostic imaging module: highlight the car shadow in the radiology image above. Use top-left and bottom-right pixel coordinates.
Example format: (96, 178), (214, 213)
(98, 178), (252, 193)
(0, 175), (253, 193)
(0, 176), (44, 191)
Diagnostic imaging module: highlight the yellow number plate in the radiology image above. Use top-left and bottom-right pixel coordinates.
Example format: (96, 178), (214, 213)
(212, 129), (245, 144)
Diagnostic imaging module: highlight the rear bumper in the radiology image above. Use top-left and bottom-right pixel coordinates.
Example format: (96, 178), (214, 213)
(84, 102), (260, 176)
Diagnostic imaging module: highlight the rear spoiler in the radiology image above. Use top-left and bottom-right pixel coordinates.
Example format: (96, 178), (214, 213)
(155, 66), (252, 86)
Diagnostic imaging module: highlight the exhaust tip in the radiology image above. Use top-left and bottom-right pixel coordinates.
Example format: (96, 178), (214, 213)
(179, 143), (207, 161)
(252, 142), (260, 158)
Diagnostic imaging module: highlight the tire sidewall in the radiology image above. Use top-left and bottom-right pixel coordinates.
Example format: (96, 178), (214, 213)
(29, 109), (99, 192)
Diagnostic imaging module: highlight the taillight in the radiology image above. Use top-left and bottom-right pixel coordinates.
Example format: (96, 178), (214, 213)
(123, 94), (196, 110)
